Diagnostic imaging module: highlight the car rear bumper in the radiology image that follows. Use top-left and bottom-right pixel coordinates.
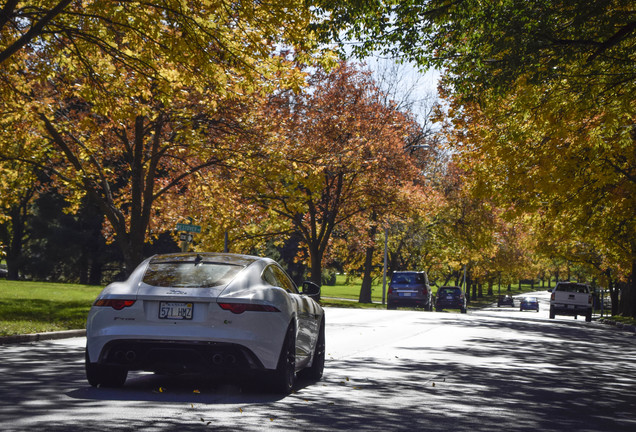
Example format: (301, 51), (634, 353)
(388, 297), (431, 307)
(551, 304), (591, 316)
(95, 339), (265, 374)
(86, 311), (288, 370)
(436, 300), (464, 309)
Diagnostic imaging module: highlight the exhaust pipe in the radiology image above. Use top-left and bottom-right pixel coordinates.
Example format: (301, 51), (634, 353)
(125, 350), (137, 362)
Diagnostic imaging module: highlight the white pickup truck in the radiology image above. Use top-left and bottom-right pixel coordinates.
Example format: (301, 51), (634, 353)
(549, 282), (593, 322)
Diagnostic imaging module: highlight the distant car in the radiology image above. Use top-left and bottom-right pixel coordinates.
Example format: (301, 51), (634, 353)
(85, 252), (325, 394)
(387, 271), (433, 311)
(0, 264), (7, 278)
(520, 296), (540, 312)
(435, 286), (467, 313)
(497, 295), (514, 307)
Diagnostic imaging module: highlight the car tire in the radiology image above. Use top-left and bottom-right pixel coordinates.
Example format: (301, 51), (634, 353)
(585, 309), (592, 322)
(85, 349), (127, 388)
(549, 306), (555, 319)
(460, 307), (467, 314)
(435, 307), (442, 312)
(387, 303), (397, 310)
(300, 318), (325, 381)
(271, 324), (296, 394)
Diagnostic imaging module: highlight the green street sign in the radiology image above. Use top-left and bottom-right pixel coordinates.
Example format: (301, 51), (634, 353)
(176, 223), (201, 233)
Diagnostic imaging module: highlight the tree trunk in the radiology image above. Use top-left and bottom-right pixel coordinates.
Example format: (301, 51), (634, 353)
(5, 197), (30, 280)
(359, 225), (378, 303)
(619, 255), (636, 318)
(309, 243), (322, 287)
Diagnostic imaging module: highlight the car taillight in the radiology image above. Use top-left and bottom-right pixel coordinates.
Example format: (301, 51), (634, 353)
(588, 295), (592, 304)
(550, 293), (555, 301)
(218, 303), (280, 314)
(388, 287), (393, 295)
(94, 299), (136, 310)
(422, 288), (428, 295)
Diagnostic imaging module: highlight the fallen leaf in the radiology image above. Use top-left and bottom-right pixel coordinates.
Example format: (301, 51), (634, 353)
(239, 408), (243, 413)
(432, 382), (436, 387)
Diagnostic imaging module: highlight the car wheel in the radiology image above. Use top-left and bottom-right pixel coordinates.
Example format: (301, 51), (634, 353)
(300, 318), (325, 381)
(85, 349), (127, 388)
(549, 306), (555, 319)
(271, 324), (296, 394)
(435, 307), (442, 312)
(460, 307), (467, 314)
(387, 303), (397, 310)
(585, 310), (592, 322)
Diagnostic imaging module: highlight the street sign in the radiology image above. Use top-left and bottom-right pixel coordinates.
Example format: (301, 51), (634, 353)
(179, 233), (193, 242)
(176, 223), (201, 233)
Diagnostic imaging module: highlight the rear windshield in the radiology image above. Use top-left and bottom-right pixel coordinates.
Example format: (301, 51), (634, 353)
(391, 273), (426, 284)
(142, 262), (244, 288)
(556, 283), (589, 293)
(439, 288), (461, 295)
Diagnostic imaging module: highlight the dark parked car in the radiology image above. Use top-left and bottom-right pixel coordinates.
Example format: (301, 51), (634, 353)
(497, 294), (514, 307)
(520, 296), (540, 312)
(435, 286), (467, 313)
(387, 271), (432, 310)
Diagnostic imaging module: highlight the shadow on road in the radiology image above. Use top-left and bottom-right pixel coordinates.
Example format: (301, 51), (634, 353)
(1, 315), (635, 431)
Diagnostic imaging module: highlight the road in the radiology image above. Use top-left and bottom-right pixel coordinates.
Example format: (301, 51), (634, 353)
(1, 292), (635, 431)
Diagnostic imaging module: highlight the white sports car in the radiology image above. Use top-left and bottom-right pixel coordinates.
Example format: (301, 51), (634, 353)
(85, 252), (325, 394)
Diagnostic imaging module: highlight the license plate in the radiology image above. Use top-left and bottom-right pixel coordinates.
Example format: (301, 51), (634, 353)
(400, 292), (413, 297)
(159, 302), (193, 320)
(446, 295), (453, 299)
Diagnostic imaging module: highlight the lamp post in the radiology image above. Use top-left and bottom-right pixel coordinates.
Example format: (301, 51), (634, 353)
(382, 227), (388, 305)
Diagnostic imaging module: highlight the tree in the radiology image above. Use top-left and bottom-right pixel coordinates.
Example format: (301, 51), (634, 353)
(227, 62), (422, 287)
(0, 159), (39, 279)
(315, 0), (636, 316)
(1, 1), (324, 272)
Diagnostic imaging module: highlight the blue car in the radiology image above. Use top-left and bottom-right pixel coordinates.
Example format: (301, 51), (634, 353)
(520, 296), (540, 312)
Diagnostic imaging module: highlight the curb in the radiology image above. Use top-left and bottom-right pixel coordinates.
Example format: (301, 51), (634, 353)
(0, 329), (86, 345)
(599, 319), (636, 334)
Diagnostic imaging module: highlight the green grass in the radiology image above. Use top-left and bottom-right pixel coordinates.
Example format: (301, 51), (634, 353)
(0, 280), (103, 336)
(321, 274), (383, 302)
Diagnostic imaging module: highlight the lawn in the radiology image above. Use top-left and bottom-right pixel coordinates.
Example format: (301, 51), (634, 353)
(0, 280), (103, 336)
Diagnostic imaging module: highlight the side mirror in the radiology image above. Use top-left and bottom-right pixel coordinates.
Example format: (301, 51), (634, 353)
(547, 289), (552, 293)
(302, 281), (321, 301)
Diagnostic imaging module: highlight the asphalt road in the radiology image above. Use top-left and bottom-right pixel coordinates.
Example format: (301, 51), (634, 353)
(1, 292), (634, 431)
